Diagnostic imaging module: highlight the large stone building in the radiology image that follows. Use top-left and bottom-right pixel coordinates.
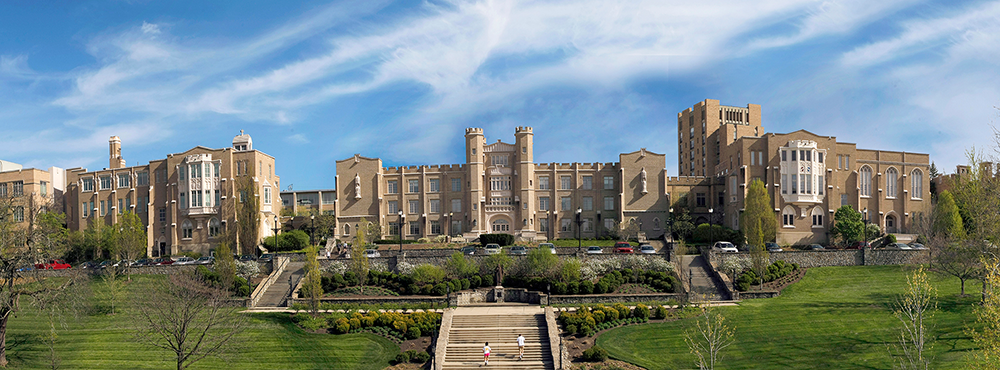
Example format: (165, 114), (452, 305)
(64, 132), (280, 256)
(0, 160), (65, 228)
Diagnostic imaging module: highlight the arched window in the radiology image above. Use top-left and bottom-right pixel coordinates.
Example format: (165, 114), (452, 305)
(859, 166), (872, 197)
(782, 207), (795, 227)
(181, 220), (193, 239)
(652, 217), (662, 230)
(885, 167), (898, 198)
(343, 224), (351, 236)
(911, 169), (923, 199)
(208, 218), (220, 237)
(491, 219), (510, 232)
(811, 207), (824, 227)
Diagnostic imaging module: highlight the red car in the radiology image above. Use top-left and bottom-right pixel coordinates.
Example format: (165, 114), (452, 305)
(846, 241), (870, 250)
(35, 259), (71, 270)
(614, 242), (634, 254)
(152, 257), (175, 265)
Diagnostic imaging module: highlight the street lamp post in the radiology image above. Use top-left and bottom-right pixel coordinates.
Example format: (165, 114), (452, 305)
(398, 210), (406, 253)
(863, 208), (869, 248)
(576, 208), (583, 252)
(709, 208), (715, 247)
(668, 207), (674, 242)
(310, 215), (315, 247)
(272, 218), (279, 253)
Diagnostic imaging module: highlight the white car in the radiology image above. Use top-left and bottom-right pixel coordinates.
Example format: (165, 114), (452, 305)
(539, 243), (557, 254)
(484, 244), (502, 255)
(174, 257), (196, 265)
(586, 246), (603, 254)
(712, 242), (738, 253)
(364, 249), (381, 258)
(639, 244), (656, 254)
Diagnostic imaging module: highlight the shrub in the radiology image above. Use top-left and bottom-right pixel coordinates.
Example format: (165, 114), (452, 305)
(479, 233), (515, 246)
(579, 280), (594, 294)
(333, 318), (350, 334)
(432, 283), (448, 296)
(406, 326), (422, 339)
(393, 352), (411, 365)
(552, 282), (567, 295)
(411, 264), (446, 285)
(583, 345), (609, 362)
(565, 324), (578, 334)
(653, 305), (668, 320)
(469, 275), (482, 288)
(460, 278), (470, 290)
(417, 237), (431, 243)
(633, 304), (650, 320)
(233, 276), (250, 297)
(300, 316), (328, 331)
(411, 351), (431, 363)
(348, 318), (362, 330)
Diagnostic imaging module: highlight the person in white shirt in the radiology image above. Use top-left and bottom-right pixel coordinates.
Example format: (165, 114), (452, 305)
(483, 342), (491, 365)
(517, 334), (525, 360)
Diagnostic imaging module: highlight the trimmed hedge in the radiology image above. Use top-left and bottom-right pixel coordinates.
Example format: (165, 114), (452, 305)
(735, 260), (799, 291)
(479, 234), (515, 246)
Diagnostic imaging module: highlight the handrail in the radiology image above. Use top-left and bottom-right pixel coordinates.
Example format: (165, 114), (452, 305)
(248, 256), (289, 307)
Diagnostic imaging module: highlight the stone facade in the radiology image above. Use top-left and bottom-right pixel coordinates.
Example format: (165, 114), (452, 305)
(709, 249), (931, 269)
(0, 162), (65, 228)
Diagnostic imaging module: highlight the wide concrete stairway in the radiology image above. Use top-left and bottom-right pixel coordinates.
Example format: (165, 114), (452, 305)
(441, 307), (553, 370)
(255, 262), (304, 307)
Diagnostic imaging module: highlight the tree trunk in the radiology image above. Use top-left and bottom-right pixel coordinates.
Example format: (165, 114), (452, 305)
(961, 278), (966, 296)
(0, 314), (8, 367)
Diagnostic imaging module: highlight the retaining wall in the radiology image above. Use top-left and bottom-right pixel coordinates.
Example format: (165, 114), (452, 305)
(709, 248), (931, 269)
(548, 293), (684, 305)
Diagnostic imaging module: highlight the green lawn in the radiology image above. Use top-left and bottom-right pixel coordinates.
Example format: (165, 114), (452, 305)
(597, 265), (981, 369)
(6, 275), (398, 369)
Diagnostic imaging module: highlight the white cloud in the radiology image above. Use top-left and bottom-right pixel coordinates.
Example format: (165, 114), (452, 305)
(285, 133), (309, 144)
(746, 0), (918, 51)
(141, 21), (161, 35)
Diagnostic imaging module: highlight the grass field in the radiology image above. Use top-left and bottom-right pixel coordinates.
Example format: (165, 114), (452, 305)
(6, 275), (398, 369)
(597, 265), (982, 369)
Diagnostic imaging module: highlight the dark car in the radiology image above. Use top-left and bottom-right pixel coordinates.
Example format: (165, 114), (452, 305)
(152, 257), (174, 265)
(132, 258), (154, 266)
(238, 254), (258, 262)
(194, 256), (214, 265)
(460, 246), (477, 255)
(509, 246), (527, 255)
(258, 253), (274, 262)
(846, 241), (870, 250)
(79, 261), (101, 269)
(808, 244), (826, 250)
(35, 259), (71, 270)
(614, 242), (634, 254)
(766, 243), (783, 252)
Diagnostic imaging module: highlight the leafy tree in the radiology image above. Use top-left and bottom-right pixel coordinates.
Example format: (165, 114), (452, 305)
(670, 205), (696, 242)
(560, 258), (582, 283)
(929, 162), (940, 197)
(349, 220), (370, 293)
(525, 247), (559, 279)
(445, 252), (478, 278)
(112, 211), (146, 280)
(480, 253), (513, 279)
(740, 179), (776, 248)
(889, 266), (936, 370)
(235, 165), (260, 255)
(831, 206), (864, 245)
(411, 264), (446, 285)
(612, 218), (640, 242)
(213, 242), (236, 292)
(301, 246), (323, 315)
(967, 256), (1000, 370)
(932, 191), (965, 239)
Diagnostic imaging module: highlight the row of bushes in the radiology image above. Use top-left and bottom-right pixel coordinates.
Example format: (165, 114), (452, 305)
(292, 310), (442, 339)
(194, 265), (250, 297)
(735, 260), (799, 291)
(392, 350), (431, 365)
(262, 230), (311, 252)
(558, 303), (654, 337)
(503, 269), (678, 295)
(373, 239), (421, 245)
(322, 270), (497, 296)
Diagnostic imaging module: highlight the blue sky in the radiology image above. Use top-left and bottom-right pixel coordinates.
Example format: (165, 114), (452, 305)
(2, 0), (999, 190)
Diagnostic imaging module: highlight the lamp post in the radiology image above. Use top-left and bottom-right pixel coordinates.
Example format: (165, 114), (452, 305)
(272, 218), (279, 253)
(310, 215), (315, 247)
(398, 210), (406, 253)
(668, 207), (674, 242)
(863, 208), (869, 248)
(576, 208), (583, 252)
(709, 208), (715, 247)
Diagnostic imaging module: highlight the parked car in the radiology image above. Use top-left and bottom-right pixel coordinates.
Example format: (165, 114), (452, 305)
(79, 261), (101, 270)
(460, 245), (477, 255)
(586, 246), (603, 254)
(35, 259), (71, 270)
(16, 265), (34, 272)
(152, 257), (174, 265)
(639, 244), (656, 254)
(766, 243), (783, 252)
(846, 241), (870, 250)
(194, 256), (214, 265)
(364, 249), (381, 258)
(509, 246), (527, 255)
(539, 243), (557, 254)
(484, 244), (502, 255)
(258, 253), (274, 262)
(808, 244), (826, 250)
(888, 243), (913, 250)
(614, 242), (634, 254)
(132, 258), (153, 266)
(908, 243), (928, 250)
(174, 257), (196, 265)
(712, 242), (738, 253)
(238, 254), (258, 262)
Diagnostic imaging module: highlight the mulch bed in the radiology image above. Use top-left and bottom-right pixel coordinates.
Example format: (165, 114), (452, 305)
(742, 267), (808, 292)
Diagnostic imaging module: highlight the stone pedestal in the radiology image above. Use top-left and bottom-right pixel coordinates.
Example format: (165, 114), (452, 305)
(493, 286), (504, 303)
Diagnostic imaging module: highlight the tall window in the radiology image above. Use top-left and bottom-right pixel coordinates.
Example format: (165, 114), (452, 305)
(430, 199), (441, 213)
(182, 220), (193, 239)
(539, 197), (549, 211)
(179, 165), (187, 180)
(782, 207), (795, 227)
(604, 218), (615, 230)
(387, 180), (398, 194)
(818, 175), (825, 195)
(179, 192), (186, 209)
(811, 207), (824, 227)
(190, 190), (202, 207)
(538, 176), (550, 190)
(560, 218), (571, 232)
(885, 167), (898, 198)
(491, 155), (508, 167)
(451, 199), (462, 213)
(560, 176), (571, 190)
(539, 218), (548, 232)
(409, 200), (419, 214)
(841, 194), (848, 207)
(582, 218), (593, 232)
(429, 178), (440, 192)
(781, 174), (788, 194)
(13, 207), (23, 222)
(451, 220), (462, 235)
(0, 184), (5, 197)
(388, 201), (398, 214)
(408, 179), (419, 193)
(582, 197), (593, 211)
(561, 197), (571, 211)
(159, 208), (166, 222)
(604, 176), (614, 189)
(696, 193), (706, 207)
(136, 172), (149, 186)
(322, 192), (335, 204)
(81, 202), (89, 218)
(209, 218), (220, 237)
(911, 169), (923, 199)
(263, 187), (272, 204)
(82, 178), (94, 192)
(859, 166), (872, 197)
(190, 163), (201, 178)
(431, 221), (442, 234)
(100, 200), (106, 216)
(490, 176), (511, 191)
(451, 178), (462, 192)
(582, 176), (592, 190)
(409, 222), (420, 235)
(118, 198), (124, 214)
(100, 176), (112, 190)
(604, 196), (614, 210)
(215, 163), (221, 177)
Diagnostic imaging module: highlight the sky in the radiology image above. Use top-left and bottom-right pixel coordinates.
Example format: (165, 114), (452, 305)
(1, 0), (999, 190)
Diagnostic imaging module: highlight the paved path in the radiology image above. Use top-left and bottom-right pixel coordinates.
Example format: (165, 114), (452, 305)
(679, 255), (728, 301)
(255, 262), (304, 307)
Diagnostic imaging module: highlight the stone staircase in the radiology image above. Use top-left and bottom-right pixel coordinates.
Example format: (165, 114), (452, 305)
(440, 308), (554, 370)
(255, 262), (304, 307)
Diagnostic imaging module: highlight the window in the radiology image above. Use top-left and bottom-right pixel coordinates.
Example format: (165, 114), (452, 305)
(100, 200), (107, 216)
(409, 200), (419, 214)
(215, 163), (221, 177)
(911, 169), (923, 199)
(387, 180), (398, 194)
(451, 199), (462, 213)
(136, 172), (149, 186)
(82, 178), (94, 192)
(190, 163), (201, 178)
(182, 220), (193, 239)
(389, 222), (400, 236)
(539, 218), (548, 232)
(431, 221), (442, 234)
(846, 155), (851, 169)
(560, 218), (572, 232)
(137, 196), (145, 213)
(782, 207), (795, 227)
(582, 197), (593, 211)
(818, 152), (824, 163)
(40, 181), (47, 197)
(791, 174), (798, 194)
(157, 169), (167, 183)
(886, 167), (898, 198)
(263, 187), (272, 204)
(215, 190), (220, 205)
(13, 207), (23, 223)
(118, 198), (124, 214)
(582, 218), (593, 232)
(451, 178), (461, 192)
(582, 176), (593, 190)
(0, 184), (5, 197)
(100, 176), (112, 190)
(806, 151), (811, 161)
(82, 202), (89, 218)
(653, 217), (662, 230)
(696, 193), (706, 207)
(159, 208), (166, 222)
(179, 192), (186, 209)
(209, 218), (220, 237)
(190, 190), (202, 207)
(492, 155), (508, 167)
(841, 194), (848, 207)
(409, 222), (420, 235)
(859, 166), (872, 197)
(781, 175), (788, 194)
(561, 197), (571, 211)
(322, 192), (336, 204)
(539, 176), (550, 190)
(204, 163), (212, 178)
(818, 175), (824, 195)
(388, 201), (399, 214)
(561, 176), (571, 190)
(429, 178), (440, 192)
(803, 174), (810, 194)
(604, 196), (614, 211)
(430, 199), (441, 213)
(811, 208), (824, 227)
(838, 155), (843, 169)
(490, 197), (512, 206)
(539, 197), (550, 211)
(408, 179), (419, 193)
(451, 220), (462, 235)
(781, 150), (787, 161)
(179, 165), (187, 180)
(491, 219), (510, 232)
(751, 152), (755, 165)
(604, 218), (615, 230)
(490, 176), (511, 191)
(604, 176), (614, 189)
(758, 151), (764, 166)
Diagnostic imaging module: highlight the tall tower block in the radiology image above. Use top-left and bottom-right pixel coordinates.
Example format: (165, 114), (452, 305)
(515, 126), (535, 231)
(465, 128), (485, 233)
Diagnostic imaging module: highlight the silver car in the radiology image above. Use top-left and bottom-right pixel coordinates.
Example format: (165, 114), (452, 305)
(509, 246), (527, 255)
(484, 244), (502, 255)
(174, 257), (196, 265)
(639, 245), (656, 254)
(586, 246), (603, 254)
(539, 243), (557, 254)
(364, 249), (381, 258)
(712, 242), (738, 253)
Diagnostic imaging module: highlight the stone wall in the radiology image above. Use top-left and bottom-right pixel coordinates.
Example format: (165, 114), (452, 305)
(322, 252), (673, 274)
(548, 293), (683, 305)
(34, 265), (199, 277)
(293, 296), (447, 306)
(710, 248), (930, 269)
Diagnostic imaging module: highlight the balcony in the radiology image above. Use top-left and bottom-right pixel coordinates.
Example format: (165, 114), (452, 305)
(183, 206), (219, 216)
(485, 205), (514, 213)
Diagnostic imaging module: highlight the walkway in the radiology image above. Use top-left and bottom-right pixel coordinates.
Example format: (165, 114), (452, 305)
(255, 262), (304, 307)
(439, 306), (554, 370)
(679, 255), (728, 301)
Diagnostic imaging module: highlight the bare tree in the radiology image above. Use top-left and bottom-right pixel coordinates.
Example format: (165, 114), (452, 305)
(234, 164), (260, 256)
(99, 267), (127, 315)
(349, 219), (370, 293)
(684, 299), (736, 370)
(612, 218), (640, 242)
(132, 273), (247, 370)
(933, 240), (980, 296)
(30, 268), (88, 370)
(112, 211), (146, 280)
(888, 266), (936, 370)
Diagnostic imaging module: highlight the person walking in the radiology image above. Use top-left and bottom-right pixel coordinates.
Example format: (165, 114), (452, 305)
(483, 342), (491, 366)
(517, 333), (525, 360)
